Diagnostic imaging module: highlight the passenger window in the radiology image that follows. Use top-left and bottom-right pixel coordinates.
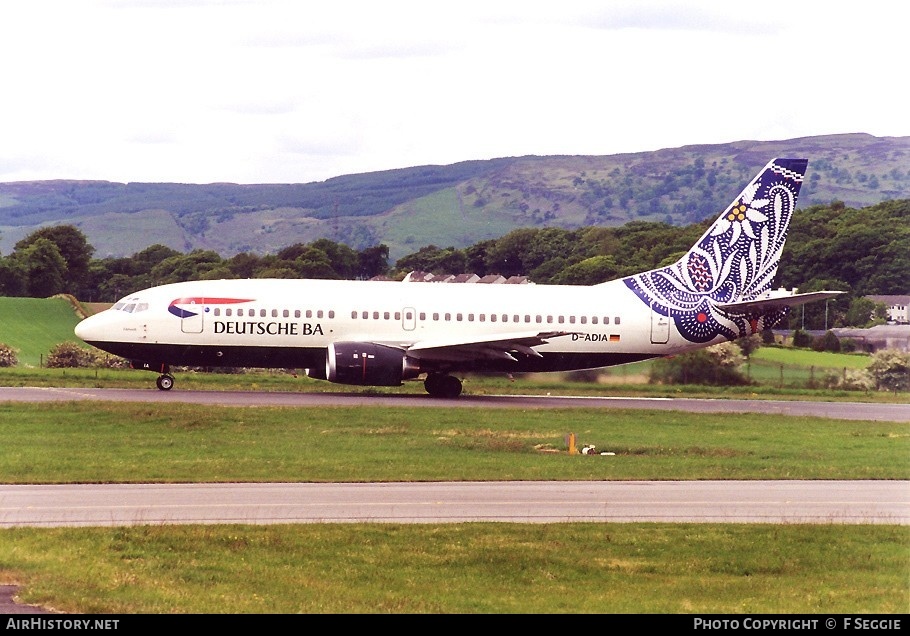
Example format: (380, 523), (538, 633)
(373, 311), (380, 320)
(580, 316), (587, 324)
(295, 310), (301, 318)
(384, 312), (390, 320)
(306, 310), (313, 318)
(592, 317), (598, 324)
(283, 309), (289, 318)
(456, 313), (463, 321)
(445, 313), (451, 321)
(271, 309), (278, 318)
(614, 317), (621, 325)
(260, 309), (266, 317)
(351, 311), (357, 319)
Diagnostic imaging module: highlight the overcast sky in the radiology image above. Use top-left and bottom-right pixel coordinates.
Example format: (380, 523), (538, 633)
(1, 0), (906, 185)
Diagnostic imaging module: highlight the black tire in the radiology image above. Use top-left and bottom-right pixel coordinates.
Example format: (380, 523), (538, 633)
(439, 374), (463, 398)
(423, 373), (444, 396)
(424, 373), (462, 398)
(156, 374), (174, 391)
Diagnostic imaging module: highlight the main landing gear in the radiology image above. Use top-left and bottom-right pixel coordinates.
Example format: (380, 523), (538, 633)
(423, 373), (463, 399)
(156, 373), (175, 391)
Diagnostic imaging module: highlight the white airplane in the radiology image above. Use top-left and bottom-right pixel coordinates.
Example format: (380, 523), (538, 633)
(75, 158), (840, 398)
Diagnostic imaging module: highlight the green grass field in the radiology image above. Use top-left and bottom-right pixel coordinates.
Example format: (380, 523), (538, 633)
(3, 524), (904, 614)
(2, 402), (906, 483)
(0, 401), (907, 613)
(0, 296), (86, 367)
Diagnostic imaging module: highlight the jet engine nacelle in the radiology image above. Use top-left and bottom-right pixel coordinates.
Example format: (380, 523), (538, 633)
(308, 342), (421, 386)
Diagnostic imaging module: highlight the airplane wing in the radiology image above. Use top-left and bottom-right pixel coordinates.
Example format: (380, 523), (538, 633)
(401, 330), (575, 363)
(715, 290), (844, 315)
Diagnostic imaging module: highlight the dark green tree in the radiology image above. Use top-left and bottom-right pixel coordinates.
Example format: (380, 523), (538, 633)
(357, 244), (390, 279)
(17, 238), (68, 297)
(551, 255), (622, 285)
(14, 225), (94, 295)
(309, 239), (360, 278)
(0, 256), (27, 296)
(149, 250), (223, 284)
(395, 245), (466, 275)
(844, 297), (887, 328)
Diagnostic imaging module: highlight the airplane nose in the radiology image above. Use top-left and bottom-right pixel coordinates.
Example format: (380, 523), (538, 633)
(74, 318), (89, 341)
(74, 314), (101, 341)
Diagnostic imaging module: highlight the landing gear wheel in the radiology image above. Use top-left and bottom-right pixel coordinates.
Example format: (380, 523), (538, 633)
(156, 374), (175, 391)
(424, 373), (462, 398)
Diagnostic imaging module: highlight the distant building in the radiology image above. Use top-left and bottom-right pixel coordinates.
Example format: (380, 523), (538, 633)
(477, 274), (507, 284)
(402, 271), (527, 284)
(451, 273), (481, 284)
(866, 295), (910, 324)
(831, 325), (910, 353)
(402, 271), (434, 282)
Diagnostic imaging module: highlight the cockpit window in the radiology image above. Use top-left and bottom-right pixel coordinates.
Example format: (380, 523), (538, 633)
(113, 296), (148, 313)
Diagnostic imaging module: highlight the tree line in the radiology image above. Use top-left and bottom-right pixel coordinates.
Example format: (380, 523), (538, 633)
(0, 198), (906, 331)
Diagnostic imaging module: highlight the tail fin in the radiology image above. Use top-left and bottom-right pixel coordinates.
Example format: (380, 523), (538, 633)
(623, 158), (812, 343)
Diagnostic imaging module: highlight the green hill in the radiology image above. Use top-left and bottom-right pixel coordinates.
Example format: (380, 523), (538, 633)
(0, 296), (85, 367)
(1, 133), (907, 261)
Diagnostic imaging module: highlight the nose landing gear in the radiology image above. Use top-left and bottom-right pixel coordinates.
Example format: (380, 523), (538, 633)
(130, 361), (175, 391)
(155, 373), (175, 391)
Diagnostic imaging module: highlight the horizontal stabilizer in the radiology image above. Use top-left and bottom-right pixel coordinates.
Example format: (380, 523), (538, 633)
(715, 290), (844, 315)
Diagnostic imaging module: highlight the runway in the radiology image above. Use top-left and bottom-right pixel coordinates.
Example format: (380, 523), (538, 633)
(1, 481), (907, 527)
(1, 386), (908, 422)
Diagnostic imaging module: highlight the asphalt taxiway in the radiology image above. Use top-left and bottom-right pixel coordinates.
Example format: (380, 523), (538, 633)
(1, 386), (907, 421)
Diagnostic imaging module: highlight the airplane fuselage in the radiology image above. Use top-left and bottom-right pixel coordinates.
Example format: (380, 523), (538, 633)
(77, 277), (703, 378)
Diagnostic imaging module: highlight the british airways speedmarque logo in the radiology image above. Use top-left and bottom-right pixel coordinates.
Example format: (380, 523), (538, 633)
(167, 297), (254, 319)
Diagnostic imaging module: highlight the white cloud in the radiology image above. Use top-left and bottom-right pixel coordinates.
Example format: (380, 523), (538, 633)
(0, 0), (906, 184)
